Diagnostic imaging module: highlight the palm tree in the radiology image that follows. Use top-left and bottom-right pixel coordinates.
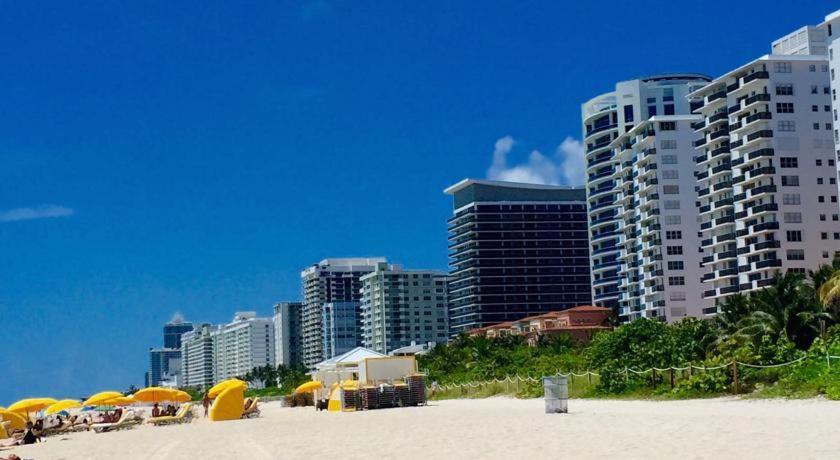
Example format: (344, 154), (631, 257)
(738, 272), (829, 349)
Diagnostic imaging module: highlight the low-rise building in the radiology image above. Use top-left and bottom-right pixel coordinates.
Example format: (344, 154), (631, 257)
(468, 306), (612, 344)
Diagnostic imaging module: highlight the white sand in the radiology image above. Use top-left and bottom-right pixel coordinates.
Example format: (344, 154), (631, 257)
(6, 397), (840, 459)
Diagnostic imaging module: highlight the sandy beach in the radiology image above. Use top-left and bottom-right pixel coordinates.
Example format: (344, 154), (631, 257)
(6, 397), (840, 460)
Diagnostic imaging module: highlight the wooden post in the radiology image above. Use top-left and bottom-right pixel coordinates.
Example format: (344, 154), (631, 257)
(688, 365), (693, 379)
(588, 372), (592, 386)
(731, 362), (739, 394)
(651, 369), (656, 387)
(669, 368), (674, 389)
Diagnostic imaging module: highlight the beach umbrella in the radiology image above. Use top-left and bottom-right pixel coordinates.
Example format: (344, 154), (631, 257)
(208, 379), (247, 399)
(45, 399), (82, 415)
(102, 396), (135, 406)
(83, 391), (124, 407)
(0, 409), (28, 430)
(170, 390), (192, 403)
(132, 387), (176, 403)
(7, 397), (58, 414)
(295, 381), (323, 394)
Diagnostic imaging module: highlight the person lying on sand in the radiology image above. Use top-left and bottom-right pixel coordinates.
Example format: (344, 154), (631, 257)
(0, 454), (21, 460)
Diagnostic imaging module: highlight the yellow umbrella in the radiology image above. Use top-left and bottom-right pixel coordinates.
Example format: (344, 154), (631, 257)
(132, 387), (176, 403)
(170, 390), (192, 403)
(102, 396), (135, 406)
(0, 410), (27, 430)
(7, 397), (58, 413)
(44, 399), (82, 415)
(83, 391), (124, 406)
(295, 381), (323, 394)
(208, 379), (247, 399)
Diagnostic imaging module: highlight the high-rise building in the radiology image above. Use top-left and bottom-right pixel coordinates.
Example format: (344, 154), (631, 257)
(148, 347), (181, 387)
(321, 301), (361, 359)
(821, 12), (840, 197)
(609, 115), (711, 321)
(181, 323), (218, 389)
(212, 312), (275, 382)
(444, 179), (591, 336)
(582, 74), (712, 312)
(690, 48), (840, 309)
(273, 302), (303, 367)
(360, 262), (449, 354)
(163, 314), (194, 349)
(147, 314), (194, 386)
(300, 258), (385, 367)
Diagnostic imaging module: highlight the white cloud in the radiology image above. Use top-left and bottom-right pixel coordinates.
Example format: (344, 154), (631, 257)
(0, 205), (75, 223)
(486, 135), (586, 186)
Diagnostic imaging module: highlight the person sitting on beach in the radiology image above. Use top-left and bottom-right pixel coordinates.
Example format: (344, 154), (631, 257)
(202, 391), (210, 418)
(152, 403), (161, 417)
(166, 405), (175, 416)
(20, 421), (41, 445)
(113, 408), (123, 422)
(243, 398), (253, 411)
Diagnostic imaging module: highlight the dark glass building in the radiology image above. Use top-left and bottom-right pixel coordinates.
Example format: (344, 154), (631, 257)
(163, 314), (194, 349)
(444, 179), (592, 336)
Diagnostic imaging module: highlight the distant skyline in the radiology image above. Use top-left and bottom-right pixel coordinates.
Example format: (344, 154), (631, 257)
(0, 0), (831, 403)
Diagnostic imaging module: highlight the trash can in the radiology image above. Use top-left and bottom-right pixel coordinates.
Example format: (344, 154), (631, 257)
(543, 375), (568, 414)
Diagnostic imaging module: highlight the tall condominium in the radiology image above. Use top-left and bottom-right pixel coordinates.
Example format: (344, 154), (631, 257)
(609, 115), (711, 321)
(163, 314), (193, 349)
(181, 324), (218, 389)
(444, 179), (591, 336)
(147, 347), (181, 387)
(273, 302), (303, 367)
(821, 12), (840, 196)
(690, 49), (839, 309)
(212, 311), (275, 382)
(360, 262), (449, 354)
(300, 258), (385, 367)
(582, 74), (712, 312)
(321, 302), (361, 359)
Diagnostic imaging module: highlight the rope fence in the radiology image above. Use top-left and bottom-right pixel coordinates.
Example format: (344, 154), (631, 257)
(429, 353), (840, 395)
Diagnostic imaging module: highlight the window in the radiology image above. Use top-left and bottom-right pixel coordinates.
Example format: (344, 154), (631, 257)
(776, 84), (793, 95)
(659, 121), (676, 131)
(668, 276), (685, 286)
(814, 123), (821, 130)
(818, 178), (824, 185)
(786, 249), (805, 261)
(813, 105), (819, 112)
(809, 64), (817, 72)
(827, 123), (833, 130)
(667, 261), (684, 270)
(819, 196), (825, 203)
(784, 212), (802, 223)
(661, 140), (677, 150)
(833, 196), (838, 203)
(786, 230), (802, 242)
(832, 178), (837, 185)
(778, 120), (796, 132)
(830, 159), (836, 166)
(835, 233), (840, 240)
(776, 102), (795, 113)
(817, 159), (823, 166)
(663, 88), (674, 102)
(664, 200), (680, 209)
(670, 291), (687, 301)
(664, 104), (675, 115)
(663, 185), (680, 194)
(780, 157), (798, 168)
(812, 85), (819, 94)
(647, 105), (657, 117)
(662, 169), (679, 179)
(820, 214), (827, 221)
(822, 232), (829, 240)
(664, 215), (681, 225)
(782, 193), (801, 205)
(666, 230), (682, 240)
(782, 175), (799, 186)
(661, 154), (678, 164)
(826, 105), (832, 112)
(774, 62), (792, 73)
(623, 105), (633, 123)
(666, 246), (683, 255)
(823, 64), (830, 72)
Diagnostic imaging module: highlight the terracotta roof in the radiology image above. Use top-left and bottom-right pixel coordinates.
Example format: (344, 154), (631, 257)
(563, 305), (612, 312)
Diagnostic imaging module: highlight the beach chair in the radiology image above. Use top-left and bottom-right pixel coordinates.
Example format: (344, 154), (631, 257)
(241, 398), (260, 418)
(90, 410), (142, 433)
(149, 403), (193, 426)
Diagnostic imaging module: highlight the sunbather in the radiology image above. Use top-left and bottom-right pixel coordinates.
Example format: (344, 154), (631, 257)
(152, 403), (161, 417)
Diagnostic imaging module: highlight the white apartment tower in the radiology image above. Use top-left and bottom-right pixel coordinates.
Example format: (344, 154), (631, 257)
(610, 116), (711, 321)
(300, 258), (385, 368)
(180, 324), (218, 389)
(360, 262), (449, 355)
(690, 50), (840, 309)
(212, 312), (275, 382)
(582, 74), (711, 319)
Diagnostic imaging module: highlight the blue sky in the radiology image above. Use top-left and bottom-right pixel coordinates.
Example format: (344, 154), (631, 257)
(0, 0), (830, 403)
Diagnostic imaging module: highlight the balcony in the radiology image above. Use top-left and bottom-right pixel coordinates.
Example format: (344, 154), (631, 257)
(709, 111), (728, 124)
(754, 258), (782, 270)
(706, 90), (727, 103)
(587, 154), (613, 168)
(746, 166), (776, 179)
(742, 70), (769, 85)
(586, 123), (618, 138)
(587, 140), (612, 154)
(748, 184), (777, 197)
(588, 169), (615, 181)
(710, 144), (730, 158)
(711, 162), (732, 174)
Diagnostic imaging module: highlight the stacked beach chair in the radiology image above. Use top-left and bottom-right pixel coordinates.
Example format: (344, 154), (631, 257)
(407, 375), (426, 406)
